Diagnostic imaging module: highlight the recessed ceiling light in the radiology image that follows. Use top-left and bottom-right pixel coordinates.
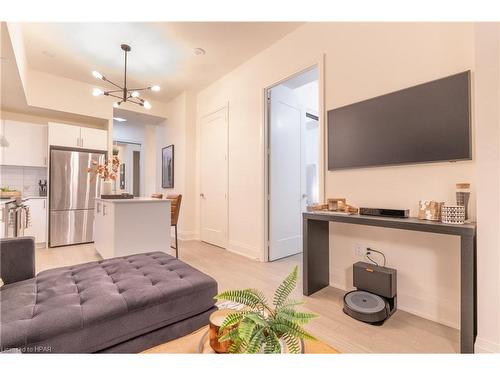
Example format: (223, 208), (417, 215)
(194, 48), (206, 56)
(113, 117), (127, 122)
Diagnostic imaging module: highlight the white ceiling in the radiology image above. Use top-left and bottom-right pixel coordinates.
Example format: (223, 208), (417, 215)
(20, 22), (303, 103)
(113, 107), (165, 127)
(1, 23), (107, 126)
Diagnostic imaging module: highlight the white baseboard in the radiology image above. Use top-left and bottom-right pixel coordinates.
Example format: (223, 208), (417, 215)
(475, 337), (500, 353)
(178, 230), (199, 241)
(226, 240), (262, 261)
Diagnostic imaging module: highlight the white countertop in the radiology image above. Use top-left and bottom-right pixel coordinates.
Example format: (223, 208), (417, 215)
(1, 196), (47, 204)
(95, 197), (170, 204)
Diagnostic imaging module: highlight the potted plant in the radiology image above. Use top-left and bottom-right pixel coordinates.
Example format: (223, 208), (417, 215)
(87, 156), (120, 195)
(215, 266), (317, 353)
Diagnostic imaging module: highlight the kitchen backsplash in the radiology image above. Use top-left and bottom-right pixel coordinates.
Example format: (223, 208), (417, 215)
(0, 165), (47, 197)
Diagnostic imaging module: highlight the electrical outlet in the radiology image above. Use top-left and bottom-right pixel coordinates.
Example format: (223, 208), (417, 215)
(355, 244), (366, 257)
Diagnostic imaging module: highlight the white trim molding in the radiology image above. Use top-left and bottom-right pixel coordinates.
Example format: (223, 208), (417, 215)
(227, 240), (262, 261)
(178, 230), (199, 241)
(475, 337), (500, 353)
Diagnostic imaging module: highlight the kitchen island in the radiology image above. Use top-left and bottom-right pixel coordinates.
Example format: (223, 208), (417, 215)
(94, 197), (171, 259)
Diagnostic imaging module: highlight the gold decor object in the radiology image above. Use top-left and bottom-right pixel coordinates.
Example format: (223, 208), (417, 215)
(306, 203), (328, 212)
(418, 200), (444, 221)
(327, 198), (346, 211)
(208, 309), (235, 353)
(343, 204), (359, 214)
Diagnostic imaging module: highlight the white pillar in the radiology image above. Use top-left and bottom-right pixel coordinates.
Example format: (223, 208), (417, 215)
(474, 22), (500, 353)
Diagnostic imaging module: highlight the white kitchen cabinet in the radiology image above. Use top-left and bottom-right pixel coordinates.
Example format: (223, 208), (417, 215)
(0, 120), (48, 167)
(48, 122), (81, 148)
(80, 126), (108, 150)
(24, 197), (47, 244)
(48, 122), (107, 151)
(94, 198), (170, 259)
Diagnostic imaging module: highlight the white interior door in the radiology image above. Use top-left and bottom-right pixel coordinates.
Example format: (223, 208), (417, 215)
(200, 107), (228, 248)
(269, 85), (303, 261)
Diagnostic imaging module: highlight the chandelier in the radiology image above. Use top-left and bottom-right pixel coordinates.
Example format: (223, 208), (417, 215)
(91, 44), (160, 109)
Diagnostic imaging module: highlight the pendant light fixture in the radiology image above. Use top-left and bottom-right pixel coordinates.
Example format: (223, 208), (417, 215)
(91, 44), (160, 109)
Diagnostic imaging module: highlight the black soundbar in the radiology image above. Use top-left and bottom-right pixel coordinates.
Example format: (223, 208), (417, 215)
(359, 207), (410, 218)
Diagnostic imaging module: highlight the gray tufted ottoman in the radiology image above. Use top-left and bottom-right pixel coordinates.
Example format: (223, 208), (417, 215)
(0, 244), (218, 353)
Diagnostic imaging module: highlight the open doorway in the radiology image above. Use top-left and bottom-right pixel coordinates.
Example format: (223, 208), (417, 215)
(266, 66), (320, 261)
(111, 107), (165, 197)
(113, 141), (141, 196)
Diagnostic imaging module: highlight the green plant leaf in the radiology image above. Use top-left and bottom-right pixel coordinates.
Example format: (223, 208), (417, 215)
(246, 327), (265, 353)
(281, 299), (304, 308)
(219, 311), (249, 332)
(273, 266), (298, 308)
(264, 331), (281, 354)
(283, 333), (301, 354)
(276, 308), (318, 324)
(238, 319), (257, 344)
(215, 289), (267, 309)
(218, 326), (240, 342)
(271, 318), (316, 341)
(244, 312), (269, 327)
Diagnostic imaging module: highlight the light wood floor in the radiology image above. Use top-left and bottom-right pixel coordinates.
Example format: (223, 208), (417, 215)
(36, 240), (459, 353)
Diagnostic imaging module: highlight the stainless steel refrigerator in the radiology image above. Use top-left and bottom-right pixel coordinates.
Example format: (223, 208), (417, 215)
(49, 148), (105, 247)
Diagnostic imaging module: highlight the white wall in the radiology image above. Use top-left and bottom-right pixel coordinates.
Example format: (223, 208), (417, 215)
(195, 22), (477, 329)
(155, 91), (198, 239)
(0, 165), (46, 196)
(473, 22), (500, 353)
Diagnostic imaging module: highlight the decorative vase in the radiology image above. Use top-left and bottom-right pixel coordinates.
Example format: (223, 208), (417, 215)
(456, 183), (471, 220)
(418, 200), (444, 221)
(101, 180), (112, 196)
(441, 205), (466, 224)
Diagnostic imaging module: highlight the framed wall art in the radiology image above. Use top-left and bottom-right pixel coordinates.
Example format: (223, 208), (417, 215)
(162, 144), (174, 188)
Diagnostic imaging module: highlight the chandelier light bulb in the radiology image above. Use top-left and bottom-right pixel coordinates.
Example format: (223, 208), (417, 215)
(92, 70), (104, 80)
(91, 45), (162, 109)
(92, 88), (104, 96)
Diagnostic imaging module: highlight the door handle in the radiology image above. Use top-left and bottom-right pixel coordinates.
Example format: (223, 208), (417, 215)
(103, 204), (107, 216)
(302, 194), (308, 198)
(200, 193), (205, 198)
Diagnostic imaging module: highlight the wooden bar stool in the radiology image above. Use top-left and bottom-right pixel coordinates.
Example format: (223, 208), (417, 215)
(166, 194), (182, 258)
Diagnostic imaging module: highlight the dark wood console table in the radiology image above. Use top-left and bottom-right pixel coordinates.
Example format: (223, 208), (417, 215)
(302, 211), (477, 353)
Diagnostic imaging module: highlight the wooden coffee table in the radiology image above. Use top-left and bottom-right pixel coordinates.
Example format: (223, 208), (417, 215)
(142, 326), (339, 354)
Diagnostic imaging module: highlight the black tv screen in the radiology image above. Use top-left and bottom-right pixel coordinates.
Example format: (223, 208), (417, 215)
(328, 71), (471, 170)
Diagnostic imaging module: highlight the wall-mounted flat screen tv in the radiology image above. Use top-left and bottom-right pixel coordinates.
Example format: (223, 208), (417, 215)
(328, 71), (471, 170)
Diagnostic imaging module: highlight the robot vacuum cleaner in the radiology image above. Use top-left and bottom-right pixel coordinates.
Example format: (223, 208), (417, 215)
(343, 261), (397, 324)
(343, 290), (391, 323)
